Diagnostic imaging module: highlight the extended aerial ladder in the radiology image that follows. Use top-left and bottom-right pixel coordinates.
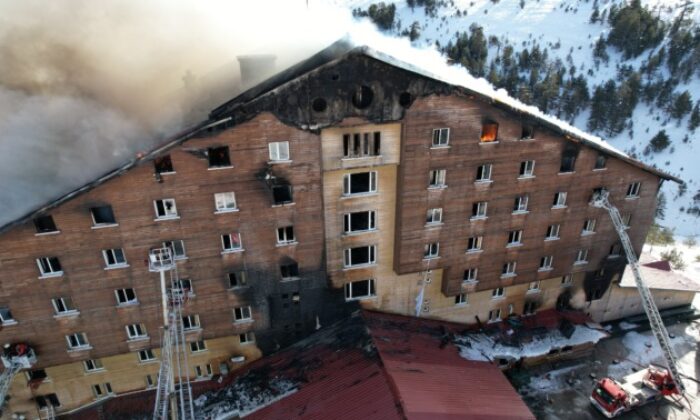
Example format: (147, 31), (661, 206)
(589, 191), (685, 417)
(0, 343), (37, 415)
(150, 247), (195, 420)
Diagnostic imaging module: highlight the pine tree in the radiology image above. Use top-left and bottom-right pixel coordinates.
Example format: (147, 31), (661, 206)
(689, 103), (700, 131)
(647, 130), (671, 153)
(590, 6), (600, 23)
(670, 90), (693, 120)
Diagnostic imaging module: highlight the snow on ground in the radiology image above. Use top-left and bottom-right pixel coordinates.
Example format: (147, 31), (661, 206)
(607, 329), (690, 377)
(618, 321), (639, 331)
(643, 241), (700, 281)
(456, 324), (608, 362)
(525, 363), (586, 394)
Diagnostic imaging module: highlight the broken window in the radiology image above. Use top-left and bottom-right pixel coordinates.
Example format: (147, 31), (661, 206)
(575, 249), (589, 264)
(343, 172), (377, 195)
(626, 182), (641, 198)
(163, 240), (186, 259)
(52, 297), (76, 315)
(138, 349), (156, 362)
(154, 198), (178, 219)
(83, 359), (103, 372)
(90, 205), (116, 226)
(455, 293), (467, 305)
(103, 248), (127, 268)
(214, 192), (237, 212)
(539, 256), (553, 270)
(521, 124), (534, 140)
(519, 160), (535, 177)
(221, 233), (243, 252)
(154, 155), (174, 174)
(268, 141), (290, 162)
(36, 257), (62, 277)
(344, 279), (376, 301)
(463, 268), (478, 282)
(344, 210), (376, 233)
(190, 340), (206, 352)
(553, 192), (567, 208)
(126, 323), (147, 340)
(343, 245), (377, 267)
(523, 301), (537, 315)
(594, 154), (607, 170)
(276, 226), (295, 244)
(507, 230), (523, 246)
(115, 288), (137, 305)
(545, 224), (560, 240)
(280, 261), (299, 279)
(492, 287), (505, 298)
(36, 393), (61, 409)
(432, 128), (450, 147)
(181, 315), (200, 330)
(428, 169), (446, 188)
(272, 185), (293, 205)
(501, 262), (517, 277)
(475, 164), (492, 182)
(228, 271), (248, 288)
(343, 132), (380, 158)
(66, 332), (89, 350)
(426, 208), (443, 224)
(239, 332), (255, 344)
(423, 242), (439, 259)
(582, 219), (597, 235)
(471, 202), (488, 219)
(609, 243), (622, 258)
(34, 215), (58, 234)
(488, 308), (501, 322)
(233, 306), (252, 322)
(208, 146), (231, 168)
(480, 122), (498, 143)
(513, 195), (529, 213)
(466, 236), (483, 252)
(0, 307), (14, 324)
(560, 143), (578, 173)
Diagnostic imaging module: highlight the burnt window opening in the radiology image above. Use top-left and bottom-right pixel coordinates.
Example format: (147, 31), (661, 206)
(480, 122), (498, 143)
(351, 85), (374, 109)
(343, 172), (377, 195)
(521, 124), (534, 140)
(556, 291), (572, 311)
(28, 369), (48, 381)
(272, 185), (293, 205)
(227, 271), (248, 288)
(34, 215), (57, 233)
(345, 279), (376, 301)
(591, 187), (608, 202)
(90, 205), (116, 225)
(344, 210), (376, 233)
(343, 245), (376, 267)
(312, 97), (327, 113)
(594, 154), (607, 170)
(36, 393), (60, 408)
(208, 146), (231, 168)
(154, 155), (174, 174)
(523, 301), (537, 315)
(399, 91), (412, 107)
(343, 132), (380, 158)
(280, 261), (299, 279)
(560, 144), (579, 173)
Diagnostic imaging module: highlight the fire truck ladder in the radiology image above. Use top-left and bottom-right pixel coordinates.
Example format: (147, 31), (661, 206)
(0, 362), (22, 412)
(151, 248), (195, 420)
(591, 190), (685, 394)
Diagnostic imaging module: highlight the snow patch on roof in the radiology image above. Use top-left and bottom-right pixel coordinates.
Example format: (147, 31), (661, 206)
(193, 377), (297, 419)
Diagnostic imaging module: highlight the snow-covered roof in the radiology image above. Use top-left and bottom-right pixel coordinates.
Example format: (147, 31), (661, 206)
(619, 264), (700, 293)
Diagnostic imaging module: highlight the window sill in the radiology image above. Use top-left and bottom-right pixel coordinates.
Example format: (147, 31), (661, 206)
(116, 302), (139, 308)
(183, 327), (202, 333)
(470, 216), (488, 222)
(91, 223), (119, 230)
(517, 175), (535, 180)
(454, 302), (469, 307)
(345, 295), (378, 302)
(551, 205), (567, 210)
(607, 255), (621, 260)
(207, 165), (234, 171)
(424, 222), (444, 229)
(54, 311), (80, 319)
(154, 216), (180, 222)
(512, 210), (529, 216)
(214, 209), (239, 214)
(221, 249), (245, 255)
(341, 192), (378, 199)
(557, 171), (575, 175)
(268, 160), (292, 165)
(423, 256), (440, 261)
(561, 282), (573, 288)
(574, 261), (588, 266)
(271, 202), (296, 207)
(157, 171), (176, 176)
(1, 320), (18, 327)
(465, 249), (483, 255)
(190, 349), (209, 354)
(500, 273), (517, 279)
(427, 185), (447, 191)
(276, 241), (298, 247)
(487, 318), (502, 324)
(544, 237), (560, 242)
(506, 243), (523, 249)
(68, 346), (93, 353)
(343, 229), (378, 236)
(430, 145), (450, 150)
(35, 231), (61, 237)
(38, 272), (64, 279)
(474, 180), (493, 186)
(341, 155), (383, 161)
(138, 359), (158, 365)
(520, 137), (535, 142)
(233, 319), (254, 325)
(240, 341), (255, 346)
(625, 196), (640, 200)
(491, 295), (505, 301)
(281, 276), (301, 282)
(581, 231), (596, 237)
(538, 268), (553, 273)
(127, 336), (149, 343)
(228, 286), (249, 291)
(104, 264), (130, 271)
(592, 168), (607, 172)
(462, 280), (479, 286)
(84, 368), (106, 374)
(343, 263), (377, 271)
(479, 140), (499, 145)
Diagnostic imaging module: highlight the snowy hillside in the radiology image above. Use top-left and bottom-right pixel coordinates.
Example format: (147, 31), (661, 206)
(339, 0), (700, 237)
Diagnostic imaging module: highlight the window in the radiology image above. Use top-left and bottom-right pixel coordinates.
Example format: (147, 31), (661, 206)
(115, 288), (137, 306)
(36, 257), (62, 277)
(594, 154), (607, 169)
(66, 332), (90, 350)
(195, 364), (213, 379)
(528, 281), (541, 293)
(428, 169), (446, 188)
(343, 132), (381, 157)
(170, 279), (193, 298)
(154, 155), (174, 174)
(553, 192), (567, 208)
(471, 202), (488, 219)
(90, 205), (116, 226)
(276, 226), (296, 244)
(239, 332), (255, 344)
(182, 315), (200, 330)
(228, 271), (248, 288)
(476, 164), (492, 182)
(138, 349), (156, 362)
(103, 248), (127, 268)
(480, 122), (498, 143)
(426, 208), (443, 224)
(575, 249), (589, 265)
(561, 274), (573, 286)
(343, 172), (378, 195)
(280, 261), (300, 279)
(344, 279), (376, 301)
(626, 182), (641, 198)
(466, 236), (483, 252)
(221, 233), (243, 252)
(208, 146), (231, 168)
(154, 199), (178, 219)
(34, 215), (58, 234)
(424, 242), (439, 259)
(488, 308), (501, 322)
(190, 340), (206, 353)
(432, 128), (450, 147)
(545, 224), (560, 240)
(344, 211), (377, 233)
(539, 256), (553, 271)
(492, 287), (505, 298)
(83, 359), (104, 372)
(523, 301), (537, 315)
(502, 262), (517, 277)
(513, 195), (529, 213)
(162, 240), (186, 260)
(272, 185), (293, 205)
(343, 245), (377, 267)
(146, 375), (154, 388)
(582, 219), (597, 235)
(560, 144), (578, 173)
(52, 297), (77, 315)
(609, 243), (622, 258)
(269, 141), (290, 161)
(214, 192), (237, 212)
(126, 323), (147, 340)
(92, 383), (113, 398)
(621, 213), (632, 227)
(35, 394), (61, 409)
(455, 293), (468, 305)
(0, 308), (15, 325)
(463, 268), (478, 283)
(233, 306), (252, 322)
(521, 124), (534, 140)
(519, 160), (535, 178)
(507, 230), (523, 247)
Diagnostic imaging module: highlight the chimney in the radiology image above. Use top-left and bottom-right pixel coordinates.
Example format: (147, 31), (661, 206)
(237, 54), (277, 89)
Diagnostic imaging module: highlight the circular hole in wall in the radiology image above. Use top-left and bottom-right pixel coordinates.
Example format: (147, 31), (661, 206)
(399, 91), (412, 107)
(312, 97), (328, 112)
(351, 85), (374, 109)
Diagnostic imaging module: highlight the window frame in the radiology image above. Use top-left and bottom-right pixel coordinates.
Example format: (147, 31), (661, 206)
(344, 279), (377, 301)
(227, 271), (248, 289)
(428, 169), (447, 188)
(221, 233), (243, 253)
(138, 349), (156, 363)
(214, 192), (238, 213)
(239, 332), (255, 344)
(626, 182), (641, 198)
(466, 236), (483, 253)
(488, 308), (502, 322)
(233, 306), (253, 322)
(513, 195), (529, 213)
(431, 128), (450, 148)
(475, 164), (492, 182)
(268, 141), (290, 162)
(0, 307), (15, 325)
(207, 146), (231, 169)
(575, 249), (589, 265)
(190, 340), (207, 353)
(582, 219), (597, 235)
(83, 359), (104, 372)
(553, 192), (568, 208)
(66, 332), (90, 350)
(90, 205), (117, 227)
(153, 198), (178, 220)
(125, 323), (147, 340)
(52, 297), (77, 315)
(463, 268), (478, 283)
(343, 245), (377, 268)
(455, 293), (468, 305)
(276, 226), (296, 245)
(545, 224), (561, 240)
(507, 230), (523, 247)
(344, 210), (377, 234)
(102, 248), (128, 269)
(471, 202), (488, 219)
(182, 314), (201, 330)
(426, 208), (443, 225)
(115, 288), (138, 306)
(594, 154), (607, 170)
(423, 242), (440, 259)
(492, 287), (505, 298)
(539, 256), (554, 271)
(34, 215), (58, 234)
(343, 171), (378, 196)
(36, 257), (63, 277)
(501, 262), (517, 278)
(519, 160), (535, 178)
